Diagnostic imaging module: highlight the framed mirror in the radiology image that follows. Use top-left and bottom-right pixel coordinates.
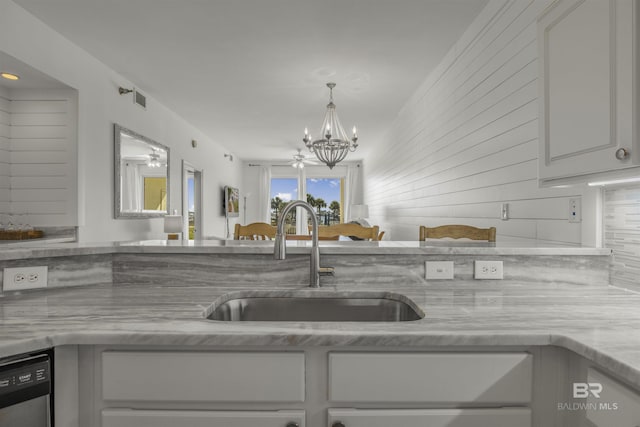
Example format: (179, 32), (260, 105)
(114, 124), (170, 218)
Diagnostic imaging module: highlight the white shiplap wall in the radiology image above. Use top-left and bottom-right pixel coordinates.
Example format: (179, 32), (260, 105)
(605, 185), (640, 290)
(7, 89), (77, 225)
(0, 87), (9, 214)
(365, 0), (594, 244)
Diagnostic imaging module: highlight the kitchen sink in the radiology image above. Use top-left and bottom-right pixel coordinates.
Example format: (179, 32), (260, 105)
(206, 292), (424, 322)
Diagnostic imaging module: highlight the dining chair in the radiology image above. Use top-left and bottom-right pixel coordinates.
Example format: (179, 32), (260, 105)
(419, 225), (496, 242)
(234, 222), (277, 240)
(285, 234), (339, 241)
(313, 223), (380, 241)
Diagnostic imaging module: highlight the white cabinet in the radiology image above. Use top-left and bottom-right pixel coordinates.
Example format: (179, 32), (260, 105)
(102, 408), (305, 427)
(586, 368), (640, 427)
(91, 349), (534, 427)
(327, 408), (531, 427)
(102, 351), (305, 402)
(328, 352), (532, 403)
(538, 0), (636, 185)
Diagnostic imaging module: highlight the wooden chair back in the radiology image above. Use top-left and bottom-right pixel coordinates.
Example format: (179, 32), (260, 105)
(419, 225), (496, 242)
(234, 222), (277, 240)
(285, 234), (339, 241)
(313, 223), (380, 241)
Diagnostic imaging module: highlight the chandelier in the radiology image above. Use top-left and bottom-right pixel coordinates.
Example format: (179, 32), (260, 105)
(303, 82), (358, 169)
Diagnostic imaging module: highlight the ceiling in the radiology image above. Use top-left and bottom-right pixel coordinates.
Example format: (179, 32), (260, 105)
(0, 50), (70, 90)
(13, 0), (488, 162)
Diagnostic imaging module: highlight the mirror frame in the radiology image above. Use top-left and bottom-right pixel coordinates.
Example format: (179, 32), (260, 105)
(114, 123), (170, 219)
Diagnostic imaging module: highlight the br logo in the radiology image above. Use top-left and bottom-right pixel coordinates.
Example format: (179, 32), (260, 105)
(573, 383), (603, 398)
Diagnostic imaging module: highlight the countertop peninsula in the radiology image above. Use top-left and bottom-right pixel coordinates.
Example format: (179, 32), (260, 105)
(0, 239), (631, 394)
(0, 277), (638, 387)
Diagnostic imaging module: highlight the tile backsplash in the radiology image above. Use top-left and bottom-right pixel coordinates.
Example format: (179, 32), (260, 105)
(604, 186), (640, 290)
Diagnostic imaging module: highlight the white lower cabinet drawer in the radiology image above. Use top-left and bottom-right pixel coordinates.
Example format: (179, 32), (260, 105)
(586, 368), (640, 427)
(102, 409), (305, 427)
(328, 408), (531, 427)
(328, 352), (532, 403)
(102, 351), (305, 402)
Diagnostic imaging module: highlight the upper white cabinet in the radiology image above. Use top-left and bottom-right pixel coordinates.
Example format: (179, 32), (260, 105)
(538, 0), (636, 185)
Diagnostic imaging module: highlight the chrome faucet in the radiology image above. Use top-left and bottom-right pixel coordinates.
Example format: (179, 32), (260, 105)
(274, 200), (333, 288)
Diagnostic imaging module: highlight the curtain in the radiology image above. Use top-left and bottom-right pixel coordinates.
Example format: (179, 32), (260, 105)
(344, 163), (361, 222)
(258, 166), (271, 223)
(121, 161), (142, 212)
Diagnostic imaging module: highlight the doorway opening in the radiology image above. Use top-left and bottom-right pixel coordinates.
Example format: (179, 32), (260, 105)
(182, 161), (203, 240)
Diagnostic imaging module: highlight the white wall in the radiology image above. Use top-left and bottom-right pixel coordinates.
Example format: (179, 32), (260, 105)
(0, 0), (242, 242)
(364, 0), (599, 244)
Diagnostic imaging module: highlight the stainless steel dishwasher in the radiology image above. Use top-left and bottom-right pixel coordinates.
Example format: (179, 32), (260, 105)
(0, 350), (53, 427)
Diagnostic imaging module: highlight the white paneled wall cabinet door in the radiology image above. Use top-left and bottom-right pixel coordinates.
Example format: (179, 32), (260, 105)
(537, 0), (636, 186)
(102, 409), (305, 427)
(327, 408), (531, 427)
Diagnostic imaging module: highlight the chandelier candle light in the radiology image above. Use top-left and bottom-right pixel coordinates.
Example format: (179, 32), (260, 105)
(303, 82), (358, 169)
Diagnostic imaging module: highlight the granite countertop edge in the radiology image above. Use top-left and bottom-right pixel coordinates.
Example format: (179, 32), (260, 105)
(0, 240), (612, 261)
(1, 327), (637, 389)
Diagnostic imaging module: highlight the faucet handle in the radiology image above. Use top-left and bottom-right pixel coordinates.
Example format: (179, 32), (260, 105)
(319, 267), (335, 276)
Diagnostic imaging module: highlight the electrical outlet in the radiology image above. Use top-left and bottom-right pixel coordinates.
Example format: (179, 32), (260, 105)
(474, 260), (504, 280)
(569, 198), (581, 223)
(425, 261), (454, 279)
(3, 266), (48, 291)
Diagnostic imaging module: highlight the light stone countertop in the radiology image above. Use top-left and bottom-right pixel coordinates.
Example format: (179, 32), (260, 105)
(0, 239), (611, 261)
(0, 278), (638, 389)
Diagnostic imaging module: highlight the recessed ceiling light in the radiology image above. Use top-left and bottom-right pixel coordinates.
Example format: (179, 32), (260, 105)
(0, 72), (19, 81)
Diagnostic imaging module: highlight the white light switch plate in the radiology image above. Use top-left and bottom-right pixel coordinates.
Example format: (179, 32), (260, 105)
(425, 261), (454, 280)
(3, 266), (48, 291)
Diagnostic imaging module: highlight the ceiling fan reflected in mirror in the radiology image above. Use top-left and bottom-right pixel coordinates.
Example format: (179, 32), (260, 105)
(289, 148), (319, 169)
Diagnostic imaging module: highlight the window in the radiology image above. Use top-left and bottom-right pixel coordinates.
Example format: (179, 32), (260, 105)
(305, 177), (343, 226)
(269, 165), (347, 235)
(270, 177), (298, 232)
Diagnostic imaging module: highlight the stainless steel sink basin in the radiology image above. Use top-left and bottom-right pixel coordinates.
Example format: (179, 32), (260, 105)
(206, 292), (424, 322)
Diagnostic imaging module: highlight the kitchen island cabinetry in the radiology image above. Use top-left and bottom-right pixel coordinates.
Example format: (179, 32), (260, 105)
(586, 368), (640, 427)
(537, 0), (637, 185)
(86, 347), (535, 427)
(102, 409), (305, 427)
(327, 408), (531, 427)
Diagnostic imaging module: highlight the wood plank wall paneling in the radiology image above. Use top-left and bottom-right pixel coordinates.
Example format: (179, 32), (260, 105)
(605, 186), (640, 291)
(0, 92), (9, 208)
(5, 93), (77, 225)
(365, 0), (583, 244)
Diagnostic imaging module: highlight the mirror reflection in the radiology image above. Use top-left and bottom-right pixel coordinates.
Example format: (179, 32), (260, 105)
(114, 124), (170, 218)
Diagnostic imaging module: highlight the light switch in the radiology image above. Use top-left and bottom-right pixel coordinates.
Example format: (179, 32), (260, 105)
(425, 261), (454, 280)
